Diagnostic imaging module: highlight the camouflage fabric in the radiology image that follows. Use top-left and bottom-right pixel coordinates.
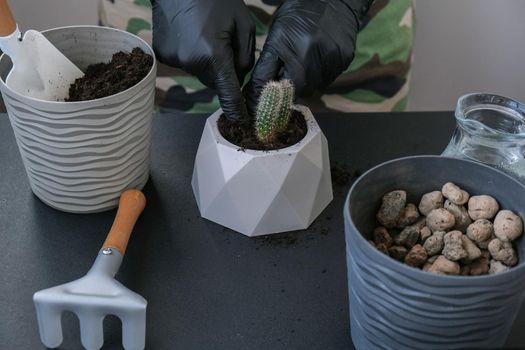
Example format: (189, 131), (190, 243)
(99, 0), (415, 113)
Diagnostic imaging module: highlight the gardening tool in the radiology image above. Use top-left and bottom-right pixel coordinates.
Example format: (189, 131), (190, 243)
(33, 189), (147, 350)
(0, 0), (83, 101)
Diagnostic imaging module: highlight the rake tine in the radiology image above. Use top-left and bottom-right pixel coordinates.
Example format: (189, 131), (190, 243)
(121, 309), (146, 350)
(34, 299), (63, 348)
(79, 312), (105, 350)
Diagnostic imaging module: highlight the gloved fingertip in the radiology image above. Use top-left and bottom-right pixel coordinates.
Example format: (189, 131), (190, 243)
(223, 108), (247, 123)
(220, 94), (251, 123)
(243, 83), (259, 117)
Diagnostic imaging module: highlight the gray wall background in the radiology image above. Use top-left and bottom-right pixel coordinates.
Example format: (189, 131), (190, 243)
(6, 0), (525, 111)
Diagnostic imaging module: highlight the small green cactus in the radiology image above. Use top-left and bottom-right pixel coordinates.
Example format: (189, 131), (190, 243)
(255, 80), (295, 144)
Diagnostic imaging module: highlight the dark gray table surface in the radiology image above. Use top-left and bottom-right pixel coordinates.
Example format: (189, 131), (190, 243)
(1, 112), (524, 350)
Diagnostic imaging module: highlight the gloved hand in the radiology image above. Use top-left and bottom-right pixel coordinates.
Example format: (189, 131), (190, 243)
(244, 0), (372, 116)
(152, 0), (255, 121)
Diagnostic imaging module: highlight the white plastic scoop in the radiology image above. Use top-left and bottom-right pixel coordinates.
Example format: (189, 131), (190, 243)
(0, 0), (83, 101)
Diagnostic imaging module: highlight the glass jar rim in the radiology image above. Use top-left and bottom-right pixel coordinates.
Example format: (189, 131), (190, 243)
(456, 92), (525, 140)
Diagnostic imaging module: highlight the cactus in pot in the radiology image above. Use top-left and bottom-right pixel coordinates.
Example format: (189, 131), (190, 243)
(255, 80), (295, 144)
(192, 78), (333, 236)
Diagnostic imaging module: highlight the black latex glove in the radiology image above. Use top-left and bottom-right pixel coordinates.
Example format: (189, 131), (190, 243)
(244, 0), (372, 116)
(152, 0), (255, 121)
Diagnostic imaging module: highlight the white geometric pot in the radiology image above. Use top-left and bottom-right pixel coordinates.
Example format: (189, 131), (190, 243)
(191, 105), (333, 237)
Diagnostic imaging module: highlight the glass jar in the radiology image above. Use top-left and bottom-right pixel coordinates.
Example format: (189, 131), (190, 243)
(442, 93), (525, 184)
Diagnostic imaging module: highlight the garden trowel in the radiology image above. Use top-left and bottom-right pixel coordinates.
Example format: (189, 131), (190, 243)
(0, 0), (83, 101)
(33, 189), (147, 350)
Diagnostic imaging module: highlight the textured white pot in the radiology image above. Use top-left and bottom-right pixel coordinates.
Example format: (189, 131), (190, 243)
(0, 26), (156, 213)
(192, 105), (333, 237)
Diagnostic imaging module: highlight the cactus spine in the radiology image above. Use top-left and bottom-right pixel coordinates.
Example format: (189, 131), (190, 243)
(255, 80), (295, 144)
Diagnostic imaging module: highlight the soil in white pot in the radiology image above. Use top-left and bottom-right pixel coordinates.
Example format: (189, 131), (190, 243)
(217, 110), (307, 151)
(66, 47), (153, 101)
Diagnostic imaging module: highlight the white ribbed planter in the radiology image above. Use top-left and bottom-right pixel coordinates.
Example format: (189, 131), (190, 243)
(192, 105), (333, 237)
(0, 26), (156, 213)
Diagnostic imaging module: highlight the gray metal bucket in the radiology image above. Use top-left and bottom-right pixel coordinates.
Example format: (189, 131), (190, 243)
(344, 155), (525, 349)
(0, 26), (156, 213)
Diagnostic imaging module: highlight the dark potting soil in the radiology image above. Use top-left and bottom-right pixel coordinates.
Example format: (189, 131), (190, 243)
(217, 110), (307, 151)
(331, 162), (361, 187)
(66, 47), (153, 102)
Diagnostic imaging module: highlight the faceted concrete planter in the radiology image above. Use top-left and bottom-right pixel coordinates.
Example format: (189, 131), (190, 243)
(191, 105), (333, 237)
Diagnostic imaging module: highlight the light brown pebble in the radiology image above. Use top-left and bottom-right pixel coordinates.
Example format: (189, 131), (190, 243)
(468, 195), (499, 221)
(469, 254), (490, 276)
(442, 182), (470, 205)
(442, 231), (468, 261)
(466, 219), (494, 243)
(488, 238), (518, 266)
(404, 244), (428, 267)
(461, 235), (482, 261)
(489, 260), (510, 274)
(419, 226), (432, 243)
(444, 200), (472, 232)
(376, 242), (390, 256)
(394, 225), (420, 249)
(423, 231), (445, 256)
(418, 191), (444, 216)
(377, 190), (407, 228)
(426, 208), (456, 232)
(428, 255), (461, 275)
(493, 210), (523, 242)
(388, 245), (408, 262)
(397, 203), (420, 227)
(373, 227), (393, 248)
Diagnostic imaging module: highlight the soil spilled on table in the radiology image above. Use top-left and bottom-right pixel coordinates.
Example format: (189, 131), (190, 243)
(66, 47), (153, 102)
(331, 162), (360, 188)
(218, 110), (307, 151)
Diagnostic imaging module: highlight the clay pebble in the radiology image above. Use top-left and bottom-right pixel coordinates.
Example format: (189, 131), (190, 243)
(418, 191), (444, 216)
(468, 195), (499, 221)
(397, 203), (420, 227)
(493, 210), (523, 242)
(427, 255), (461, 275)
(461, 235), (482, 262)
(426, 208), (455, 232)
(444, 200), (472, 232)
(404, 244), (427, 268)
(394, 225), (420, 249)
(466, 219), (494, 244)
(423, 231), (445, 256)
(388, 246), (408, 262)
(442, 182), (470, 205)
(489, 260), (510, 274)
(419, 226), (432, 243)
(377, 190), (406, 228)
(488, 238), (518, 266)
(442, 231), (468, 261)
(373, 227), (393, 248)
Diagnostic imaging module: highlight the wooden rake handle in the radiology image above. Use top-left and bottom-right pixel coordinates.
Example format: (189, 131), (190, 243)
(0, 0), (16, 37)
(102, 189), (146, 256)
